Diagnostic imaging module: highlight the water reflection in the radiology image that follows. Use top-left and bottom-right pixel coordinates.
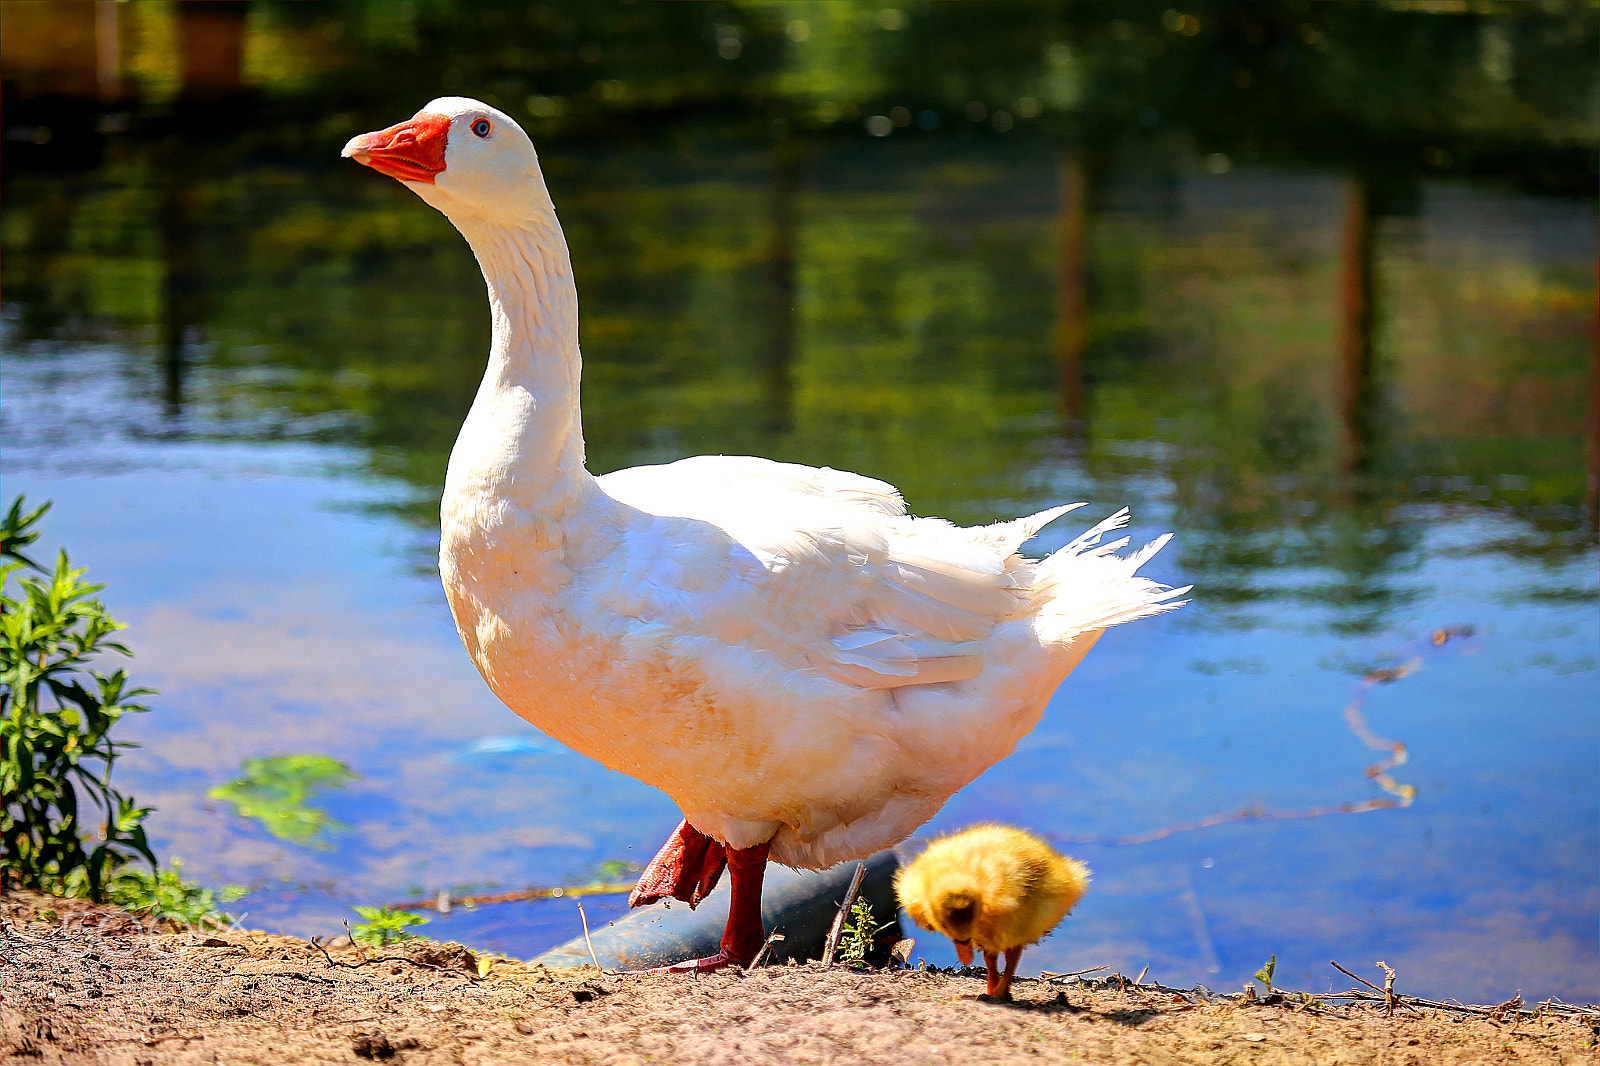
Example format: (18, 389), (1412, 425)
(1, 0), (1594, 1001)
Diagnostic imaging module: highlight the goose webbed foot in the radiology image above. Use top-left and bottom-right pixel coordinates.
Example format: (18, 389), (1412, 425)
(624, 951), (739, 975)
(629, 820), (726, 908)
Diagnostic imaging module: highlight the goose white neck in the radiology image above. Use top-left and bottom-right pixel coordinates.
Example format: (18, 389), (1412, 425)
(445, 211), (590, 512)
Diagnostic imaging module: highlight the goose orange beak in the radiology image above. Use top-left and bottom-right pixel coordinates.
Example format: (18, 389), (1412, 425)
(342, 112), (451, 184)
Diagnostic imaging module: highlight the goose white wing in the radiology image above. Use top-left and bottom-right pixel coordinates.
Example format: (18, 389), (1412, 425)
(596, 455), (1079, 689)
(599, 454), (907, 518)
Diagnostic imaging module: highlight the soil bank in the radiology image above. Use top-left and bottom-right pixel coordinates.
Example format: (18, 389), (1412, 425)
(2, 891), (1594, 1065)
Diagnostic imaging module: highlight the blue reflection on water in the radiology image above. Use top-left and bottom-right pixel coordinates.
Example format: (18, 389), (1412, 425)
(4, 377), (1592, 999)
(2, 166), (1595, 1003)
(453, 735), (571, 761)
(423, 893), (637, 961)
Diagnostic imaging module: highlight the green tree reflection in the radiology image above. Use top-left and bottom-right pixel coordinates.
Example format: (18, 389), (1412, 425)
(1, 0), (1593, 632)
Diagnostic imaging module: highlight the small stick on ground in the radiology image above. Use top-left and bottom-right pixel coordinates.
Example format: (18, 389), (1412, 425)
(575, 901), (604, 976)
(1377, 960), (1402, 1016)
(306, 936), (473, 980)
(1136, 964), (1150, 987)
(341, 921), (374, 964)
(1040, 965), (1109, 984)
(747, 932), (785, 971)
(822, 863), (866, 967)
(1491, 994), (1523, 1021)
(1318, 988), (1598, 1019)
(1330, 959), (1387, 995)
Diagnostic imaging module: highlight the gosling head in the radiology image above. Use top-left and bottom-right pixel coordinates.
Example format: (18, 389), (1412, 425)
(932, 890), (980, 966)
(901, 882), (983, 966)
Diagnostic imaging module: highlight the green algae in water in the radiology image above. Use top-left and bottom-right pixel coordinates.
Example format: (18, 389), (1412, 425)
(209, 755), (358, 846)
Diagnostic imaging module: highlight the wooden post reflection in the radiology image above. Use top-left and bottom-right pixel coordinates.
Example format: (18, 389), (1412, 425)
(155, 1), (250, 412)
(1055, 152), (1088, 433)
(4, 0), (99, 97)
(1337, 174), (1377, 475)
(761, 144), (802, 436)
(177, 0), (247, 98)
(1588, 261), (1600, 538)
(95, 0), (122, 100)
(158, 183), (203, 414)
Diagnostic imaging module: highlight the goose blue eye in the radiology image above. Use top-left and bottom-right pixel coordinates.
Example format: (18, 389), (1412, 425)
(472, 119), (491, 137)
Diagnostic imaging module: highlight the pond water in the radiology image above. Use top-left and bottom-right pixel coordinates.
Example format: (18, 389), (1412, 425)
(2, 0), (1595, 1003)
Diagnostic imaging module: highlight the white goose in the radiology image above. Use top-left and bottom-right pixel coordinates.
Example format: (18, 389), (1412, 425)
(344, 98), (1187, 972)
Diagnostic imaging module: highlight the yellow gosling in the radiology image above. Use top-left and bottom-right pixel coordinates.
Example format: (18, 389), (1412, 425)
(896, 824), (1090, 1001)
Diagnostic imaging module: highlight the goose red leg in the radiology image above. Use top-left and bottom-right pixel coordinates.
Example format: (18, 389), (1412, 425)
(717, 839), (771, 965)
(626, 838), (771, 974)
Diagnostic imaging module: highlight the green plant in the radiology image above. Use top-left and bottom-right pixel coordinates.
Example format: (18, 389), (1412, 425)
(1, 498), (156, 899)
(350, 904), (428, 948)
(1253, 954), (1278, 992)
(208, 754), (358, 845)
(835, 896), (890, 967)
(106, 858), (247, 928)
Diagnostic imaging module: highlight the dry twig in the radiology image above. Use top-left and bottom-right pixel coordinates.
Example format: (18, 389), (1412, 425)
(1042, 968), (1597, 1021)
(575, 901), (604, 975)
(1490, 994), (1523, 1021)
(306, 935), (479, 981)
(0, 919), (89, 958)
(1040, 965), (1109, 984)
(1375, 960), (1415, 1015)
(746, 932), (785, 971)
(1330, 959), (1387, 996)
(821, 862), (867, 966)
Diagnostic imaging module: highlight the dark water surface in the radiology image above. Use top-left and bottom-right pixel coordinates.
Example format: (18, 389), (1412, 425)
(2, 1), (1595, 1001)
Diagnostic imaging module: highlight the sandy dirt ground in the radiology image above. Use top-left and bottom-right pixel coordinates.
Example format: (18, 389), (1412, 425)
(2, 891), (1595, 1066)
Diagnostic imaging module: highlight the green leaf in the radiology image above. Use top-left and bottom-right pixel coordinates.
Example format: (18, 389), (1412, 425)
(1253, 954), (1277, 989)
(835, 896), (890, 967)
(0, 497), (50, 572)
(349, 905), (428, 948)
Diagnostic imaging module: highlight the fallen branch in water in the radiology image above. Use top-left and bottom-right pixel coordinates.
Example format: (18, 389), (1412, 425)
(1051, 625), (1477, 848)
(385, 882), (638, 912)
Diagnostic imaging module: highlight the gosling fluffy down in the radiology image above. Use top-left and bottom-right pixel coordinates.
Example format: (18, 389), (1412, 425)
(896, 824), (1090, 1000)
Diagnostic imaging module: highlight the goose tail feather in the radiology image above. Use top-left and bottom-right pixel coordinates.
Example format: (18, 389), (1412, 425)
(1030, 512), (1189, 645)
